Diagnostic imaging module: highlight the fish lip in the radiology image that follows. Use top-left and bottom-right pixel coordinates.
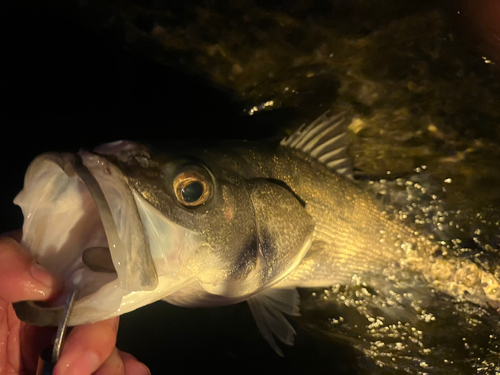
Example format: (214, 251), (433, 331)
(13, 151), (158, 326)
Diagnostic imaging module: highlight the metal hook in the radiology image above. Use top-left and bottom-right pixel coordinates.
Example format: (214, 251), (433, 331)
(38, 289), (78, 375)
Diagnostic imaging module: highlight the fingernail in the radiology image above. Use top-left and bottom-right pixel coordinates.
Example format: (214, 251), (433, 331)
(138, 362), (151, 375)
(30, 262), (56, 288)
(62, 352), (100, 375)
(1, 230), (23, 243)
(1, 230), (22, 242)
(127, 361), (151, 375)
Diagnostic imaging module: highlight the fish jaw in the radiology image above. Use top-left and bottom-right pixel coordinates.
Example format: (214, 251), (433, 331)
(12, 151), (202, 326)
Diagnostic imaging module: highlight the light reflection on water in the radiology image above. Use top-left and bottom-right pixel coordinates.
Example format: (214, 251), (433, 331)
(299, 166), (500, 373)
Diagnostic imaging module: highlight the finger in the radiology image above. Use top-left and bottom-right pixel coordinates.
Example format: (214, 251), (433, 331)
(0, 302), (55, 375)
(54, 317), (120, 375)
(20, 319), (56, 375)
(0, 237), (61, 302)
(93, 348), (125, 375)
(119, 351), (150, 375)
(0, 300), (22, 374)
(1, 230), (22, 242)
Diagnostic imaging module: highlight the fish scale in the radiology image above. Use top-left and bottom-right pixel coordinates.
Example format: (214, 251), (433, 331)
(12, 112), (500, 358)
(258, 149), (409, 288)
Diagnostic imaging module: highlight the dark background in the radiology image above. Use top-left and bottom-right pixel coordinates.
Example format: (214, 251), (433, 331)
(1, 2), (362, 374)
(1, 2), (246, 234)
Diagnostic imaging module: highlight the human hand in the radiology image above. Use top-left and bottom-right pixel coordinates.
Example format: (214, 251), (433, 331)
(0, 234), (150, 375)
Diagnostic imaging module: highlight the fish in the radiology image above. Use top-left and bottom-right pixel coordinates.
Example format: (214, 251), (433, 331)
(12, 112), (500, 355)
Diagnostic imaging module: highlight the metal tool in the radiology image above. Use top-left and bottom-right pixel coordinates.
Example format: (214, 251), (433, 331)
(38, 289), (78, 375)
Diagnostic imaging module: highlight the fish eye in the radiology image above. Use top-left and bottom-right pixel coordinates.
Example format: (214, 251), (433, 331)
(173, 171), (210, 207)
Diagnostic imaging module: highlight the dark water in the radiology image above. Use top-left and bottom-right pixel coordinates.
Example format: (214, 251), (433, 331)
(2, 1), (500, 374)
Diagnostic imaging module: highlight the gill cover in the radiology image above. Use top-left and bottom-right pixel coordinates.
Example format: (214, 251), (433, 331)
(202, 178), (315, 298)
(249, 179), (315, 273)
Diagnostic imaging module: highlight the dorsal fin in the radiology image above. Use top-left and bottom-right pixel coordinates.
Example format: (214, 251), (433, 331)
(280, 112), (354, 180)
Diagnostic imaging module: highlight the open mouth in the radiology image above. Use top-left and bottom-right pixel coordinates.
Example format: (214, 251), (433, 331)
(13, 151), (158, 326)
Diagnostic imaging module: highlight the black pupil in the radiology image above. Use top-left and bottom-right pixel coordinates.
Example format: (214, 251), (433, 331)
(181, 181), (203, 203)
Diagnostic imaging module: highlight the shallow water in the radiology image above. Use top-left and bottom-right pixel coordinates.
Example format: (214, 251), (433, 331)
(301, 170), (500, 373)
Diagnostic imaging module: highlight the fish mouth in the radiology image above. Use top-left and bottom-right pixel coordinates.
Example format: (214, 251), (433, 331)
(13, 151), (159, 326)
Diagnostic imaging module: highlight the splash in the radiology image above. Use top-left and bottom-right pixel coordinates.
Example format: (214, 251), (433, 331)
(299, 166), (500, 374)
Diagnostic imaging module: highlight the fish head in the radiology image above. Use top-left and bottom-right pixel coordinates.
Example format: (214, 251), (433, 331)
(13, 140), (315, 326)
(101, 140), (316, 298)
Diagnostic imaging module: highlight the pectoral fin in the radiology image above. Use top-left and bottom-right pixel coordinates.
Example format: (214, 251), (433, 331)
(247, 288), (300, 356)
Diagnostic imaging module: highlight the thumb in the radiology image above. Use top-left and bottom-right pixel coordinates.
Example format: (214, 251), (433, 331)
(0, 237), (61, 303)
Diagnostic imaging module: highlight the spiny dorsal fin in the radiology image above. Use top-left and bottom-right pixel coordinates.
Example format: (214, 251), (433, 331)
(281, 112), (354, 180)
(247, 287), (300, 356)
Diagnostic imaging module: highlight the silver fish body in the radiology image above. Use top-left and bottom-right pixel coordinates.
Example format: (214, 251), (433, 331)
(13, 113), (500, 354)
